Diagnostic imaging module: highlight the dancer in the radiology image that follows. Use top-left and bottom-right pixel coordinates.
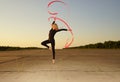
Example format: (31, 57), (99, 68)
(41, 20), (70, 64)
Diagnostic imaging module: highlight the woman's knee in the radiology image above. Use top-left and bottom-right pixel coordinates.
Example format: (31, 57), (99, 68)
(41, 42), (44, 45)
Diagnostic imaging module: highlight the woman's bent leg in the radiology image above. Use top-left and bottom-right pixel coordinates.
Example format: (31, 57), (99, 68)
(41, 40), (50, 48)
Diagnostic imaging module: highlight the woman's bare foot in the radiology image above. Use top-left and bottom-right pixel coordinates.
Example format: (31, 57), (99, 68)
(52, 59), (55, 64)
(49, 47), (52, 51)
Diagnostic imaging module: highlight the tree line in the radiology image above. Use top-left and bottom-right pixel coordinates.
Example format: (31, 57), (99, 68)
(0, 46), (42, 51)
(67, 40), (120, 49)
(0, 41), (120, 51)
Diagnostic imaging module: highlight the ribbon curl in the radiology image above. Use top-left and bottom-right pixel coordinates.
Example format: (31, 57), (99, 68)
(47, 0), (66, 15)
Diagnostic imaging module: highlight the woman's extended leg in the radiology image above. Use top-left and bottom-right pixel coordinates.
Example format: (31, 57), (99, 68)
(41, 40), (50, 48)
(51, 39), (55, 59)
(51, 39), (55, 63)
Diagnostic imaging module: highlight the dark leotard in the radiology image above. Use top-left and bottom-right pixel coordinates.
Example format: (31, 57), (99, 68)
(49, 28), (67, 40)
(41, 28), (67, 59)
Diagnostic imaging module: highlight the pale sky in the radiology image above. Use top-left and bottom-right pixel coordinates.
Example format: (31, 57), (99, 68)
(0, 0), (120, 49)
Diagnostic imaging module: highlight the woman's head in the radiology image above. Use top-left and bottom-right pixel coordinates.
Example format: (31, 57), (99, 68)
(52, 23), (58, 30)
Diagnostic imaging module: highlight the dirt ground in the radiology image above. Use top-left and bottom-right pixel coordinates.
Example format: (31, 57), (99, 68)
(0, 49), (120, 82)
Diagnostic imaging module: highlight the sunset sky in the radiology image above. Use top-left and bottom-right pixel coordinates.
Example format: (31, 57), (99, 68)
(0, 0), (120, 49)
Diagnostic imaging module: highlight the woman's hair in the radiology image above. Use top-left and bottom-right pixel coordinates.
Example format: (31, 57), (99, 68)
(52, 23), (58, 30)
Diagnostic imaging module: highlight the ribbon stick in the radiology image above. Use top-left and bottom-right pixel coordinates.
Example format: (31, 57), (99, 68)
(48, 0), (74, 48)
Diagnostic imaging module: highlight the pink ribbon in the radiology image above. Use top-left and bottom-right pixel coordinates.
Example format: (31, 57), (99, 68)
(48, 0), (74, 48)
(47, 0), (66, 15)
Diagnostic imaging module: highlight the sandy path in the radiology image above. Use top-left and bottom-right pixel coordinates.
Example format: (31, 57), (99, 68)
(0, 49), (120, 82)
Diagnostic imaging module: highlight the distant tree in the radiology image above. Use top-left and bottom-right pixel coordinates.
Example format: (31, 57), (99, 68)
(95, 43), (104, 48)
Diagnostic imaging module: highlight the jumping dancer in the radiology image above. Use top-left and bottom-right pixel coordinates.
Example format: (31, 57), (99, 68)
(41, 21), (69, 64)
